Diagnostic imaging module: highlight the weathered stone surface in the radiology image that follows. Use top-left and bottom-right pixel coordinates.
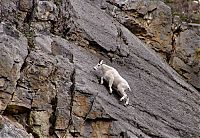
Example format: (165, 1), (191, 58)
(35, 0), (58, 21)
(6, 88), (32, 114)
(51, 36), (118, 137)
(0, 0), (200, 138)
(0, 22), (28, 80)
(17, 39), (74, 137)
(51, 32), (200, 137)
(0, 92), (11, 114)
(68, 0), (119, 52)
(94, 0), (173, 59)
(0, 0), (18, 24)
(51, 1), (200, 137)
(171, 29), (200, 89)
(0, 22), (28, 112)
(29, 111), (52, 137)
(19, 0), (33, 12)
(0, 115), (33, 138)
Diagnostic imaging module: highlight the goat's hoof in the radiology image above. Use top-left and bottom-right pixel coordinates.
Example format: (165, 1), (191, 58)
(120, 98), (123, 101)
(109, 91), (112, 94)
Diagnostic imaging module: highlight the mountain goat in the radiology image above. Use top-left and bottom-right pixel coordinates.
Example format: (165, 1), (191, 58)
(93, 60), (130, 106)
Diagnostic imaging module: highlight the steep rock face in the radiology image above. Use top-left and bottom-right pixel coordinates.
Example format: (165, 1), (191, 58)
(92, 0), (173, 59)
(170, 29), (200, 89)
(0, 115), (33, 138)
(93, 0), (200, 90)
(170, 16), (200, 90)
(0, 22), (28, 113)
(0, 0), (200, 138)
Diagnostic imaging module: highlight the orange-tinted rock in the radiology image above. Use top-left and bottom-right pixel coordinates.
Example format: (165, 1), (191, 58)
(91, 120), (111, 138)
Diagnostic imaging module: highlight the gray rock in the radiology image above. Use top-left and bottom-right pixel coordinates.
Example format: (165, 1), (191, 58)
(171, 29), (200, 89)
(0, 23), (28, 79)
(35, 34), (53, 53)
(51, 1), (200, 137)
(35, 1), (58, 21)
(69, 0), (119, 52)
(19, 0), (33, 12)
(11, 35), (75, 137)
(0, 115), (33, 138)
(94, 0), (173, 59)
(51, 31), (200, 137)
(0, 22), (28, 112)
(0, 0), (18, 24)
(0, 0), (200, 138)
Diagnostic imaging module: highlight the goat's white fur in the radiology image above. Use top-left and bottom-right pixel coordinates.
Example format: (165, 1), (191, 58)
(93, 60), (130, 106)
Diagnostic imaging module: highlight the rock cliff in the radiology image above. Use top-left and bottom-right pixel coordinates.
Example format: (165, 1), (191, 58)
(0, 0), (200, 138)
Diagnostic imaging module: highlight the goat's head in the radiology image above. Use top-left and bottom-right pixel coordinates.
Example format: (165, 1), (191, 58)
(93, 60), (103, 70)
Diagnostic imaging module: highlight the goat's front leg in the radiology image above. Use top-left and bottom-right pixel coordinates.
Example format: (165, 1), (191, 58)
(100, 76), (104, 84)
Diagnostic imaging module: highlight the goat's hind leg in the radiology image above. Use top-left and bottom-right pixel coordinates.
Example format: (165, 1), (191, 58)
(108, 76), (114, 94)
(120, 94), (129, 106)
(118, 85), (127, 101)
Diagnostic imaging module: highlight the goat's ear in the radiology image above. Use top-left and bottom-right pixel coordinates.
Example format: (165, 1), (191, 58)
(99, 59), (103, 64)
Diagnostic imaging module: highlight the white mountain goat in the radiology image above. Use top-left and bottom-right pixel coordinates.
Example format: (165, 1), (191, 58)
(93, 60), (130, 105)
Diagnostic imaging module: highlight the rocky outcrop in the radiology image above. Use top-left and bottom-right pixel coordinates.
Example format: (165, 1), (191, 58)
(0, 0), (200, 138)
(0, 115), (33, 138)
(0, 22), (28, 113)
(169, 16), (200, 90)
(170, 28), (200, 90)
(94, 0), (200, 90)
(93, 0), (173, 59)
